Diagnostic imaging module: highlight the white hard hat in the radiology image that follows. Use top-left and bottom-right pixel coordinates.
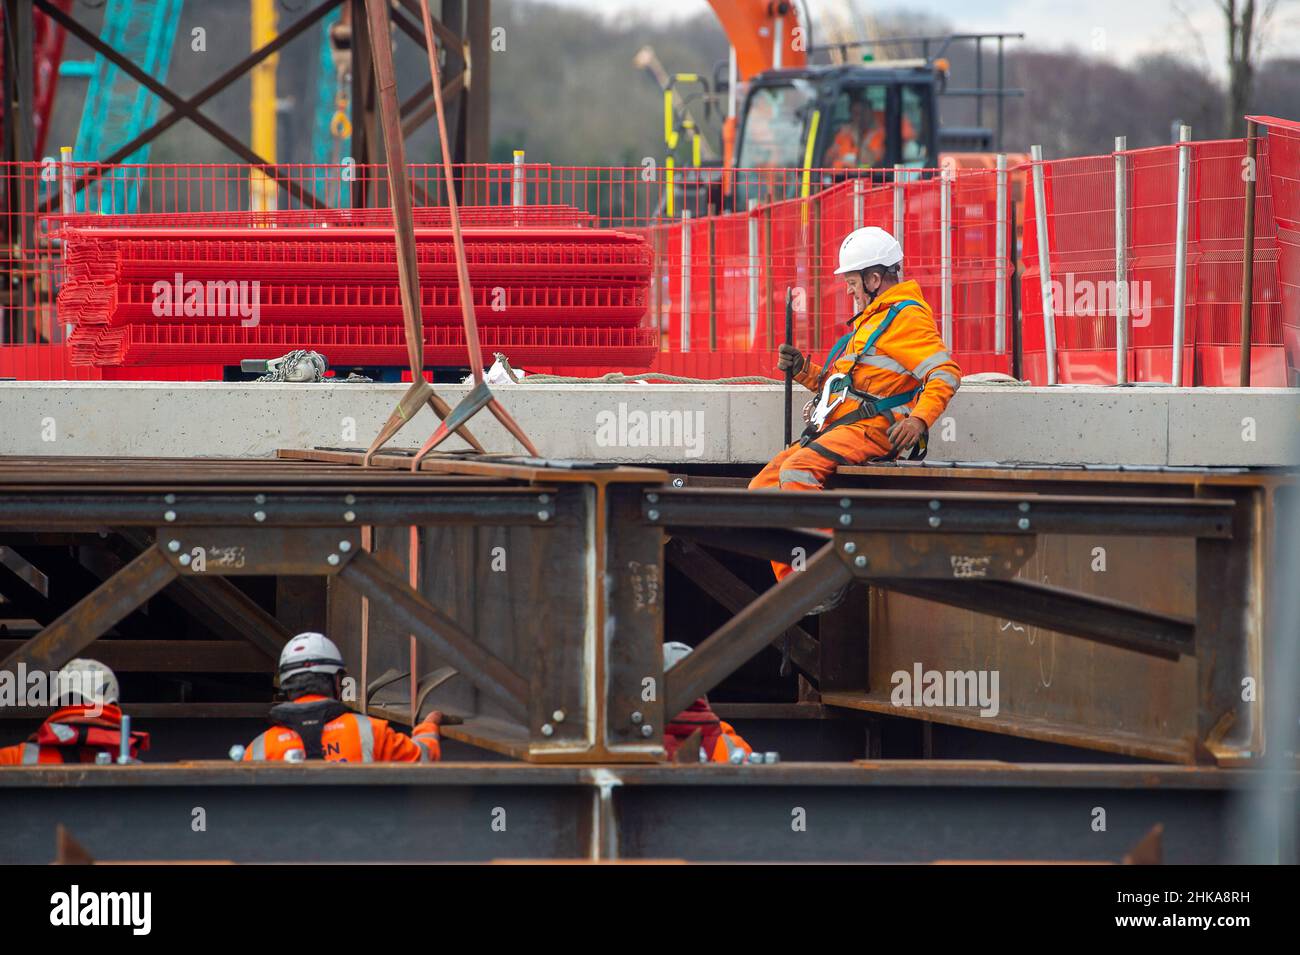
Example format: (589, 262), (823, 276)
(278, 632), (345, 681)
(58, 658), (119, 707)
(663, 641), (694, 671)
(834, 226), (903, 275)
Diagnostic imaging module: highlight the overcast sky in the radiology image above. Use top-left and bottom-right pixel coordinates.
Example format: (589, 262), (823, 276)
(545, 0), (1300, 79)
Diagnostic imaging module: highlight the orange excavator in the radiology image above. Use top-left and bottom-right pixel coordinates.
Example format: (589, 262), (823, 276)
(651, 2), (1027, 206)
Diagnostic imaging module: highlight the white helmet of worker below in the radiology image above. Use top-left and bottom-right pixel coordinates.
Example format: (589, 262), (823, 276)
(58, 658), (119, 707)
(663, 641), (694, 671)
(834, 226), (903, 275)
(278, 632), (345, 681)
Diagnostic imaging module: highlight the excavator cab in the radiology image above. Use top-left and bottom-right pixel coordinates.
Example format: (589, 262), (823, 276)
(732, 64), (940, 204)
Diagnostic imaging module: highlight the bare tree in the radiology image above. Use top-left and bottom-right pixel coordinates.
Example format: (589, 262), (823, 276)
(1218, 0), (1283, 135)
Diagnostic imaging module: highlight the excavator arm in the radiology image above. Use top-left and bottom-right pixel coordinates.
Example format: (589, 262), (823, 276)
(707, 0), (807, 80)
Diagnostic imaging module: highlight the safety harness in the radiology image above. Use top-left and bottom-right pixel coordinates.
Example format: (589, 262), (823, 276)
(799, 298), (927, 461)
(30, 712), (149, 761)
(268, 698), (352, 759)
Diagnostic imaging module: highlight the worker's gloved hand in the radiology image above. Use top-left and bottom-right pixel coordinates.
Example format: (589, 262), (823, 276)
(777, 344), (806, 376)
(887, 415), (927, 454)
(418, 706), (444, 727)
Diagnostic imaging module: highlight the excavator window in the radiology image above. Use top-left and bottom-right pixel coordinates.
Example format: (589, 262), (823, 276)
(898, 85), (931, 168)
(736, 80), (816, 169)
(821, 85), (889, 170)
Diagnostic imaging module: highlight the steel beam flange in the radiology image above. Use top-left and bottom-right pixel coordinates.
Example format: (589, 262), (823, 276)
(158, 526), (364, 576)
(835, 532), (1036, 580)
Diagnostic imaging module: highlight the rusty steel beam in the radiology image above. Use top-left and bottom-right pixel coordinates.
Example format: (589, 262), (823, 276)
(0, 489), (549, 528)
(665, 544), (853, 719)
(669, 527), (829, 565)
(338, 550), (529, 722)
(0, 545), (176, 675)
(648, 488), (1234, 539)
(665, 537), (820, 679)
(0, 639), (271, 672)
(876, 577), (1194, 660)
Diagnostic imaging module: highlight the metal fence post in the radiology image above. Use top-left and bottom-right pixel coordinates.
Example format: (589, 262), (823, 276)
(681, 208), (692, 353)
(940, 166), (953, 347)
(1115, 136), (1129, 385)
(1172, 124), (1192, 387)
(59, 145), (75, 218)
(512, 149), (525, 207)
(748, 197), (760, 346)
(995, 154), (1008, 355)
(893, 164), (905, 252)
(1031, 144), (1058, 385)
(853, 177), (864, 231)
(1239, 119), (1258, 387)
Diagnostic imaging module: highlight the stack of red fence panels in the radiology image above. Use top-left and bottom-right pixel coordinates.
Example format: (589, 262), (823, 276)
(58, 215), (655, 369)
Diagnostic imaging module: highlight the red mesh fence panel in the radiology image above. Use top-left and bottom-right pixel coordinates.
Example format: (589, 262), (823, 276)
(1021, 138), (1286, 385)
(4, 149), (1291, 384)
(1253, 116), (1300, 385)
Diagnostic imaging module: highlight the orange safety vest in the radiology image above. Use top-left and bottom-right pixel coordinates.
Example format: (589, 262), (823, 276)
(242, 694), (440, 763)
(795, 279), (961, 435)
(826, 113), (918, 169)
(664, 697), (753, 763)
(0, 704), (149, 765)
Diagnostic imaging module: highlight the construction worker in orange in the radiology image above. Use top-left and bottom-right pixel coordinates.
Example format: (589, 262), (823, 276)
(243, 632), (442, 762)
(825, 99), (885, 168)
(662, 642), (753, 763)
(824, 99), (917, 169)
(0, 659), (149, 764)
(749, 226), (961, 603)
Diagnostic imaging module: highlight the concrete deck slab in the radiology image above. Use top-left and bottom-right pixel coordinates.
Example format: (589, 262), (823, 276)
(0, 381), (1295, 467)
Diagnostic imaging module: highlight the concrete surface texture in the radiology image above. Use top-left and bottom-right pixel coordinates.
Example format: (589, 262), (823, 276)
(0, 381), (1295, 466)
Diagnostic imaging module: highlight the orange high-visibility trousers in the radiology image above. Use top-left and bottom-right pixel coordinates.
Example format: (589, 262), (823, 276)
(748, 422), (892, 581)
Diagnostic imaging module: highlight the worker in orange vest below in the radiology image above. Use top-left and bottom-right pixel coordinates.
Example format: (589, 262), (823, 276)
(662, 641), (753, 763)
(0, 658), (148, 765)
(243, 632), (442, 763)
(750, 226), (961, 609)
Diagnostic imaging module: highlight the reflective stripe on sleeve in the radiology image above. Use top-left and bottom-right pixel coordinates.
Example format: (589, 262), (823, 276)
(413, 735), (439, 762)
(928, 369), (960, 391)
(21, 742), (40, 764)
(353, 714), (376, 762)
(247, 733), (267, 760)
(912, 350), (954, 380)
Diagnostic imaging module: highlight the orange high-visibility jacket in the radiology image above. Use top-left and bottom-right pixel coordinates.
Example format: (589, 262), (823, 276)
(242, 694), (441, 763)
(825, 114), (917, 169)
(665, 697), (754, 763)
(795, 279), (961, 435)
(0, 704), (148, 765)
(708, 720), (752, 763)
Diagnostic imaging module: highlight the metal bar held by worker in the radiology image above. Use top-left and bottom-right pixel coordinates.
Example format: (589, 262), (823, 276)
(784, 286), (794, 447)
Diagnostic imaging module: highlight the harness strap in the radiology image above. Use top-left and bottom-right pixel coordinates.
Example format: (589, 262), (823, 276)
(805, 439), (852, 465)
(803, 298), (925, 447)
